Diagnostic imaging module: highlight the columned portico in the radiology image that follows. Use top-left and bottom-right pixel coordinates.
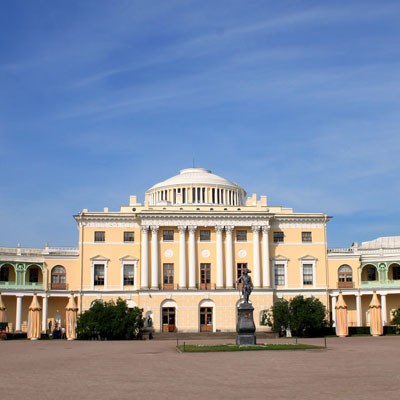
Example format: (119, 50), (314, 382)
(178, 225), (187, 289)
(141, 226), (149, 289)
(188, 226), (197, 289)
(356, 293), (362, 326)
(262, 225), (270, 287)
(252, 225), (261, 288)
(216, 226), (224, 289)
(16, 295), (23, 331)
(42, 295), (48, 333)
(225, 226), (234, 288)
(331, 295), (337, 327)
(151, 226), (159, 289)
(380, 293), (387, 326)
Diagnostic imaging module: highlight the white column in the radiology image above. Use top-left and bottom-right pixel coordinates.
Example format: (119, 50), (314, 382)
(252, 225), (261, 288)
(150, 226), (159, 289)
(262, 225), (270, 287)
(141, 226), (149, 289)
(216, 226), (224, 288)
(331, 296), (337, 327)
(356, 294), (362, 326)
(381, 293), (387, 326)
(178, 226), (187, 289)
(16, 296), (23, 331)
(225, 226), (234, 288)
(42, 295), (48, 333)
(188, 226), (197, 289)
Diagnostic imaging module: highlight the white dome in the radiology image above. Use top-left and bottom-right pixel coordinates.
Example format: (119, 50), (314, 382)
(146, 168), (246, 206)
(149, 168), (243, 191)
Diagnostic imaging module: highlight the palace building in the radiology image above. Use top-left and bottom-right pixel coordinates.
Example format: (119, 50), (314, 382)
(0, 167), (399, 334)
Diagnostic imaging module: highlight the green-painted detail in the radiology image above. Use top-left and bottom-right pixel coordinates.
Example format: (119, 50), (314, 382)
(0, 281), (43, 290)
(360, 281), (400, 288)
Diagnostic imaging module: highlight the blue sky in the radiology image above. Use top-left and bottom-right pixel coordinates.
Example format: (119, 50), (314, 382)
(1, 0), (399, 248)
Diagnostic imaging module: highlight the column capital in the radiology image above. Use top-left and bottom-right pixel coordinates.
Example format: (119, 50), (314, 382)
(215, 225), (224, 233)
(188, 225), (197, 233)
(251, 225), (261, 232)
(178, 225), (187, 233)
(262, 224), (270, 233)
(225, 225), (234, 233)
(141, 225), (149, 232)
(150, 225), (159, 233)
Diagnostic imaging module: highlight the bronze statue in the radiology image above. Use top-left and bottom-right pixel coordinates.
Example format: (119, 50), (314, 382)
(237, 268), (253, 303)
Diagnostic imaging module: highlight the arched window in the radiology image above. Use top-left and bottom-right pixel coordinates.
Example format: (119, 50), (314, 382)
(51, 266), (66, 290)
(367, 266), (377, 281)
(338, 265), (353, 288)
(0, 264), (11, 282)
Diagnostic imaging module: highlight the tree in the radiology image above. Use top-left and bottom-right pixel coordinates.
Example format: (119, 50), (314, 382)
(77, 298), (144, 340)
(267, 296), (328, 337)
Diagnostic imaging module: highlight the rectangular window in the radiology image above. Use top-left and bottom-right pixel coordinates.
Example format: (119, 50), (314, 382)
(163, 230), (174, 241)
(236, 230), (247, 241)
(123, 264), (135, 286)
(200, 230), (211, 241)
(302, 231), (312, 243)
(94, 264), (105, 286)
(303, 264), (313, 285)
(273, 232), (284, 243)
(200, 263), (211, 289)
(124, 231), (135, 242)
(163, 263), (174, 289)
(94, 231), (105, 242)
(274, 264), (285, 286)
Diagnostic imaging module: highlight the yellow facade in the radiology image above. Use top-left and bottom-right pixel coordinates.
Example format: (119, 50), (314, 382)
(1, 168), (399, 335)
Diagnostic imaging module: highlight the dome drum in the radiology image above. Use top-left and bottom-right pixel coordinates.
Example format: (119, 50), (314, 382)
(146, 168), (246, 206)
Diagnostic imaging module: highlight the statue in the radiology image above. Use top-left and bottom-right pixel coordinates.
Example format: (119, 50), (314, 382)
(237, 268), (253, 304)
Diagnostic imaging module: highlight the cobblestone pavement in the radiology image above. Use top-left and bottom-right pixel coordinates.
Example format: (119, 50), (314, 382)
(1, 336), (398, 400)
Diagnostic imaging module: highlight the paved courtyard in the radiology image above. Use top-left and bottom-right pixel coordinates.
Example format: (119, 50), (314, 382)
(1, 336), (398, 400)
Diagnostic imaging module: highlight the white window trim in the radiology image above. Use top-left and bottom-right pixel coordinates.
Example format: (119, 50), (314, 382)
(272, 257), (288, 289)
(120, 257), (138, 289)
(299, 256), (317, 289)
(91, 257), (108, 290)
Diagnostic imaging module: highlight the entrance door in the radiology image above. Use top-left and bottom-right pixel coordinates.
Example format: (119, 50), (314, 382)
(200, 307), (213, 332)
(162, 307), (176, 332)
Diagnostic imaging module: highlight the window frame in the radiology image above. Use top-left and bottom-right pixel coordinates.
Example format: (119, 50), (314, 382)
(123, 231), (135, 242)
(274, 263), (285, 286)
(302, 231), (312, 243)
(273, 232), (284, 243)
(199, 230), (211, 242)
(236, 230), (247, 242)
(93, 264), (105, 286)
(302, 263), (314, 286)
(123, 264), (135, 286)
(162, 230), (174, 242)
(163, 263), (174, 289)
(200, 263), (211, 290)
(94, 231), (105, 242)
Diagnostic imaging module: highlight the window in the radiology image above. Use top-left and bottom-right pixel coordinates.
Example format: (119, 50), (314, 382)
(123, 264), (134, 286)
(94, 231), (105, 242)
(163, 230), (174, 241)
(303, 264), (313, 285)
(236, 263), (247, 289)
(367, 267), (377, 281)
(29, 267), (39, 283)
(302, 231), (312, 243)
(200, 263), (211, 289)
(94, 264), (105, 286)
(0, 265), (10, 281)
(273, 232), (284, 243)
(51, 266), (66, 289)
(393, 266), (400, 280)
(163, 263), (174, 289)
(124, 231), (135, 242)
(236, 230), (247, 241)
(200, 230), (211, 241)
(274, 264), (285, 286)
(338, 265), (353, 283)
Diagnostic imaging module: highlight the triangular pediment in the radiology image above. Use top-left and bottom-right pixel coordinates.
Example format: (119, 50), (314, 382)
(272, 254), (289, 261)
(90, 254), (109, 261)
(299, 254), (318, 261)
(120, 255), (139, 261)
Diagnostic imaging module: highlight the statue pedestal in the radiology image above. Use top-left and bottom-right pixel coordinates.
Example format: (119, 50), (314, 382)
(236, 302), (256, 345)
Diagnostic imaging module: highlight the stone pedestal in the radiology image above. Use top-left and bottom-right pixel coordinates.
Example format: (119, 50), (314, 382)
(236, 302), (256, 345)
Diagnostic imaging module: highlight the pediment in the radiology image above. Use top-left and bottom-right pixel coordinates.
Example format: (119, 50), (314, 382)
(299, 254), (318, 261)
(90, 254), (109, 261)
(120, 255), (139, 261)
